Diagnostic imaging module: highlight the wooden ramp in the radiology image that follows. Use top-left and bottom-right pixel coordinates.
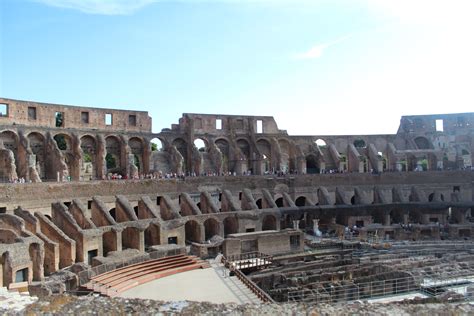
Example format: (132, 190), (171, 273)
(83, 254), (210, 297)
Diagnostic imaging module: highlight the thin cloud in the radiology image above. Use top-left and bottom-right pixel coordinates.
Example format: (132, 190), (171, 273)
(33, 0), (158, 15)
(294, 35), (350, 60)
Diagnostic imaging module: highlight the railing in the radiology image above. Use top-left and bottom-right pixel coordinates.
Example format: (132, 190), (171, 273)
(221, 255), (275, 304)
(286, 274), (474, 304)
(287, 276), (420, 303)
(78, 248), (184, 287)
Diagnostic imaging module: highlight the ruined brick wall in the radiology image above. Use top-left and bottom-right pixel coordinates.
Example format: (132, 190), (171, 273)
(0, 98), (152, 132)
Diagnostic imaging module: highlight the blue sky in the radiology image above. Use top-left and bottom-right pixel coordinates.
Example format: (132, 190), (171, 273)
(1, 0), (473, 135)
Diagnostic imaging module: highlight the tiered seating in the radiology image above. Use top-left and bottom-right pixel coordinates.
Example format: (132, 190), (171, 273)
(84, 254), (210, 296)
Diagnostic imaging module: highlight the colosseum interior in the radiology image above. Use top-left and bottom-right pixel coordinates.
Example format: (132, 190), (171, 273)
(1, 97), (474, 304)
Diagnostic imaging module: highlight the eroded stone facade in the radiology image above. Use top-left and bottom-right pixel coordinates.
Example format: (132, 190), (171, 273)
(0, 98), (473, 291)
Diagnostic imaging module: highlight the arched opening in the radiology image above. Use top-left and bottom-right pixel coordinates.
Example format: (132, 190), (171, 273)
(193, 138), (207, 152)
(133, 205), (139, 218)
(315, 139), (327, 147)
(0, 131), (19, 181)
(255, 198), (263, 209)
(223, 217), (238, 236)
(262, 215), (277, 230)
(409, 210), (422, 224)
(236, 139), (251, 174)
(105, 136), (122, 174)
(280, 214), (292, 229)
(54, 133), (70, 151)
(414, 137), (432, 150)
(28, 132), (46, 180)
(371, 210), (384, 225)
(150, 138), (164, 152)
(278, 139), (291, 172)
(350, 196), (356, 205)
(390, 209), (405, 224)
(144, 223), (161, 249)
(80, 135), (96, 181)
(204, 218), (220, 240)
(275, 197), (284, 207)
(102, 231), (117, 256)
(306, 154), (319, 174)
(295, 196), (306, 207)
(109, 208), (116, 221)
(256, 139), (272, 173)
(122, 227), (141, 250)
(185, 220), (201, 243)
(353, 139), (366, 148)
(150, 137), (170, 174)
(129, 137), (145, 173)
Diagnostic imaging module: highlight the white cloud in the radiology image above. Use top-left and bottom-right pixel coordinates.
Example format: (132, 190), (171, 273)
(293, 35), (350, 60)
(33, 0), (158, 15)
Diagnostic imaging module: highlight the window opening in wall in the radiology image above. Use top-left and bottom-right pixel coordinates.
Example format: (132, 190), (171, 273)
(128, 115), (136, 126)
(15, 268), (28, 283)
(256, 120), (263, 133)
(105, 113), (112, 125)
(216, 119), (222, 130)
(156, 196), (162, 205)
(64, 201), (71, 207)
(28, 107), (37, 120)
(0, 207), (6, 213)
(236, 119), (244, 129)
(453, 186), (460, 192)
(435, 119), (444, 132)
(0, 103), (8, 117)
(168, 236), (178, 244)
(87, 249), (98, 265)
(81, 112), (89, 124)
(246, 228), (255, 233)
(55, 112), (64, 127)
(88, 200), (92, 209)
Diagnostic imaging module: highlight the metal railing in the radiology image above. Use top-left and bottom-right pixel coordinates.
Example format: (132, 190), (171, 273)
(221, 254), (275, 304)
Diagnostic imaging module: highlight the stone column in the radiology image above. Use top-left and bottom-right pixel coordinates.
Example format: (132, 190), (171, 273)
(383, 213), (391, 226)
(313, 219), (322, 237)
(292, 220), (300, 230)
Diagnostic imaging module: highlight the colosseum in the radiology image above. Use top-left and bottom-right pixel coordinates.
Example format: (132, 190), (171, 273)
(1, 97), (474, 306)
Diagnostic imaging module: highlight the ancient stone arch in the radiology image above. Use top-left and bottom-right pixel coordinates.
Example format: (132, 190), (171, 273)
(262, 214), (277, 230)
(223, 216), (238, 236)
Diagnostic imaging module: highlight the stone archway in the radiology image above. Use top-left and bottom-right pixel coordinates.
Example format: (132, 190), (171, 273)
(122, 227), (141, 250)
(80, 135), (97, 180)
(223, 217), (238, 236)
(28, 132), (46, 180)
(295, 196), (307, 207)
(102, 231), (118, 256)
(185, 220), (201, 243)
(262, 214), (277, 230)
(204, 218), (220, 240)
(105, 136), (122, 175)
(144, 223), (161, 249)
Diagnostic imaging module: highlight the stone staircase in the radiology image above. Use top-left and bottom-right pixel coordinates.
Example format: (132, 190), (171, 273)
(210, 262), (261, 304)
